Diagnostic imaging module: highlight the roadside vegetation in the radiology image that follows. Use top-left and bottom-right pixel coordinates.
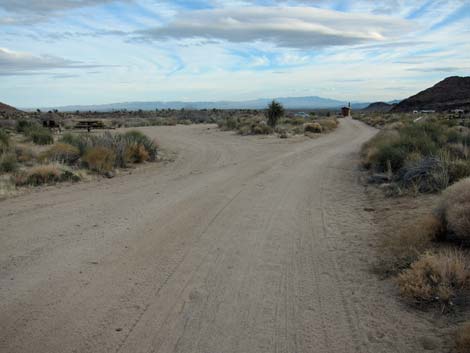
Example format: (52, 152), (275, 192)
(362, 119), (470, 195)
(361, 111), (470, 351)
(217, 100), (339, 137)
(0, 123), (158, 197)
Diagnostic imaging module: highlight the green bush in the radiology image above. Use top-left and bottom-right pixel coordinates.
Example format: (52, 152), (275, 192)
(375, 144), (407, 172)
(266, 100), (284, 128)
(60, 133), (92, 155)
(16, 119), (39, 134)
(26, 127), (54, 145)
(0, 153), (17, 173)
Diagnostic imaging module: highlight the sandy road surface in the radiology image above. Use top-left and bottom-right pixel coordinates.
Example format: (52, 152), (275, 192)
(1, 118), (437, 353)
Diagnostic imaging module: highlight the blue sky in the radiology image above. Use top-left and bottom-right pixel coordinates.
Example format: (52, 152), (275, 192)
(0, 0), (469, 107)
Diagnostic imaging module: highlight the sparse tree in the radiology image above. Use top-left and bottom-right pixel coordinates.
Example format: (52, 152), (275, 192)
(266, 100), (284, 128)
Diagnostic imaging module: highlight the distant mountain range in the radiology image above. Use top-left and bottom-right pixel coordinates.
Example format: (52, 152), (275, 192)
(392, 76), (470, 112)
(26, 96), (376, 112)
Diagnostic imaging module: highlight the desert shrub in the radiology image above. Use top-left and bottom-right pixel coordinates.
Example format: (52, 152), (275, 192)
(374, 144), (407, 172)
(26, 126), (54, 145)
(16, 165), (61, 186)
(456, 322), (470, 353)
(318, 118), (338, 131)
(397, 250), (470, 307)
(41, 143), (80, 165)
(0, 153), (17, 173)
(399, 156), (449, 193)
(82, 146), (116, 173)
(237, 125), (251, 136)
(61, 131), (157, 167)
(437, 178), (470, 242)
(218, 117), (239, 131)
(289, 118), (307, 125)
(278, 129), (288, 139)
(14, 145), (35, 164)
(361, 129), (400, 168)
(363, 122), (451, 174)
(60, 133), (91, 155)
(379, 214), (444, 275)
(16, 119), (39, 134)
(448, 143), (470, 160)
(448, 159), (470, 183)
(127, 144), (149, 163)
(251, 123), (273, 135)
(266, 100), (284, 128)
(0, 128), (9, 153)
(304, 123), (322, 133)
(123, 130), (158, 161)
(178, 119), (192, 125)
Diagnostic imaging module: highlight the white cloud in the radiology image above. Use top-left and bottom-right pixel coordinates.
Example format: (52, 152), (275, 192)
(0, 0), (128, 13)
(137, 6), (412, 49)
(0, 47), (109, 75)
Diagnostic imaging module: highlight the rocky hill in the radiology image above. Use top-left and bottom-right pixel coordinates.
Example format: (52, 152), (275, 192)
(392, 76), (470, 112)
(362, 102), (394, 113)
(0, 102), (20, 114)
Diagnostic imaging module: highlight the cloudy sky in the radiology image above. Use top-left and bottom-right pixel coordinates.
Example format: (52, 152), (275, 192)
(0, 0), (469, 107)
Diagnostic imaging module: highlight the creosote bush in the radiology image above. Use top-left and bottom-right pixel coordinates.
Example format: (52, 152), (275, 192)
(397, 250), (470, 307)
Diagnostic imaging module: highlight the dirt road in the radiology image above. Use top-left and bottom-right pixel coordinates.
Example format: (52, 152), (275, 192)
(0, 118), (437, 353)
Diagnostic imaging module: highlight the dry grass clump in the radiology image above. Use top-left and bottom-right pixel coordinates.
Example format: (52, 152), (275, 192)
(127, 144), (149, 163)
(15, 164), (81, 186)
(437, 178), (470, 242)
(317, 118), (338, 132)
(41, 143), (80, 165)
(456, 322), (470, 353)
(82, 146), (116, 174)
(304, 122), (322, 133)
(379, 214), (444, 274)
(14, 145), (35, 164)
(397, 250), (470, 307)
